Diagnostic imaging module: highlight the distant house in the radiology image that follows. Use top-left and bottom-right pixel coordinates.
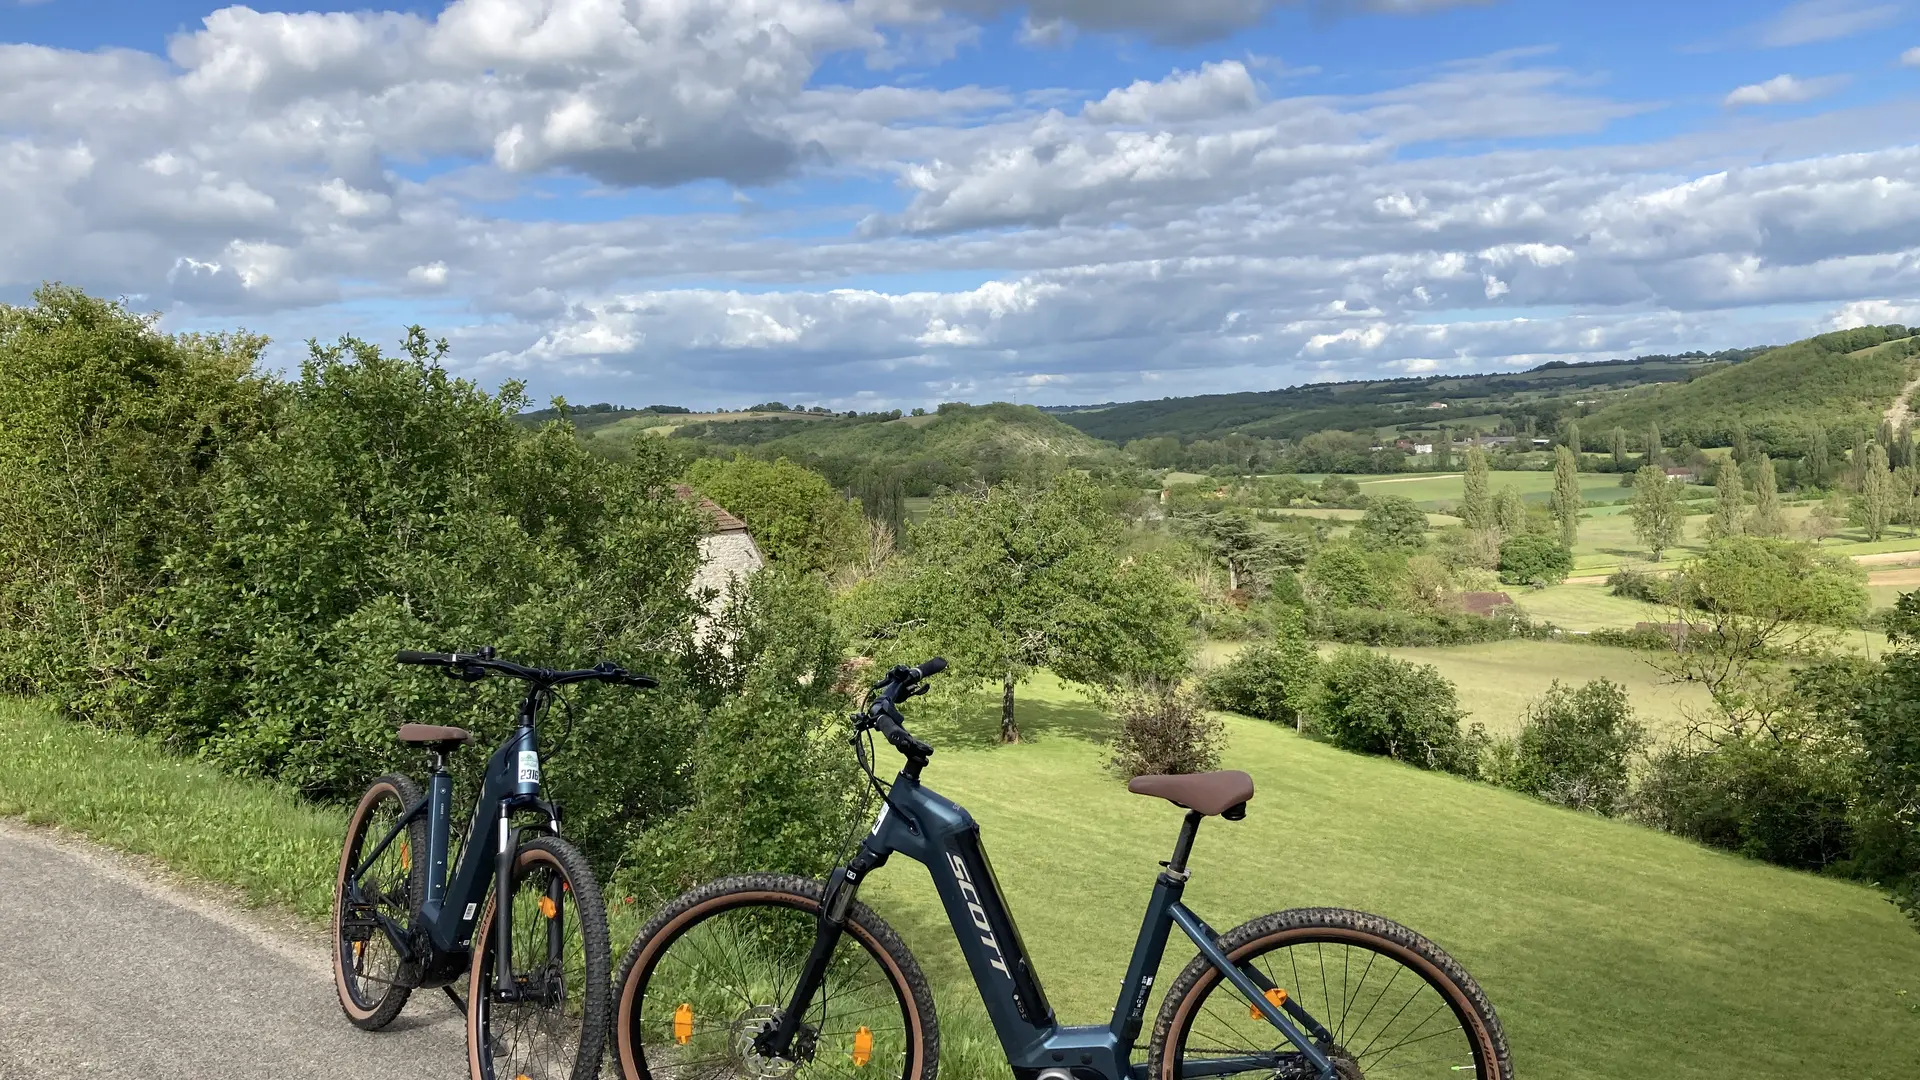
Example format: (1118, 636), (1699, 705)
(675, 484), (764, 635)
(1664, 467), (1700, 483)
(1530, 438), (1552, 447)
(1413, 443), (1435, 455)
(1458, 591), (1515, 616)
(1425, 402), (1450, 410)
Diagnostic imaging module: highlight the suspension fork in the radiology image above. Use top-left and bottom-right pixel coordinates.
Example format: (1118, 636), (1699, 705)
(759, 850), (881, 1059)
(494, 809), (519, 997)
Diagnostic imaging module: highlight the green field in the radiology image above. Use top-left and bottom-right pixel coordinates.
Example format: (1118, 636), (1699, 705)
(1204, 639), (1710, 736)
(862, 680), (1920, 1080)
(1377, 641), (1710, 736)
(7, 693), (1919, 1079)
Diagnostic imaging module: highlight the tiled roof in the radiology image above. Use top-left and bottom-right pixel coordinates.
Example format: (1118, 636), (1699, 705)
(673, 484), (749, 533)
(1458, 591), (1514, 615)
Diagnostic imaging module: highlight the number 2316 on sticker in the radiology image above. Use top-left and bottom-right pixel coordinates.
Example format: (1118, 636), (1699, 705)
(517, 750), (541, 785)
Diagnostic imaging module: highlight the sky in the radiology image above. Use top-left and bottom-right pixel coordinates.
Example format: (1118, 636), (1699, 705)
(3, 1), (1920, 411)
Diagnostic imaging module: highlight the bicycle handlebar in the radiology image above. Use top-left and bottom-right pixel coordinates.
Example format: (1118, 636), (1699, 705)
(861, 657), (945, 761)
(394, 649), (658, 689)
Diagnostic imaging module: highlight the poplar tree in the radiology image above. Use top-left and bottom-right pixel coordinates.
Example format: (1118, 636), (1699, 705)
(1563, 420), (1581, 458)
(1731, 420), (1751, 465)
(1747, 453), (1786, 537)
(1551, 445), (1582, 547)
(1645, 422), (1663, 469)
(1707, 458), (1745, 541)
(1859, 442), (1894, 541)
(1809, 429), (1831, 488)
(1436, 426), (1453, 470)
(1610, 427), (1627, 471)
(1460, 446), (1492, 530)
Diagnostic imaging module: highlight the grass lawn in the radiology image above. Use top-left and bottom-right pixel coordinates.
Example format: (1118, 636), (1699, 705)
(860, 680), (1920, 1080)
(1375, 641), (1710, 737)
(1513, 583), (1667, 631)
(8, 693), (1919, 1079)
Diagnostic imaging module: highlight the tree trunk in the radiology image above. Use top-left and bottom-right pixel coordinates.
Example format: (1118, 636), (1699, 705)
(1000, 670), (1020, 744)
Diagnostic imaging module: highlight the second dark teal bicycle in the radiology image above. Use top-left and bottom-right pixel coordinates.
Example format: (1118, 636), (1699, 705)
(611, 659), (1513, 1080)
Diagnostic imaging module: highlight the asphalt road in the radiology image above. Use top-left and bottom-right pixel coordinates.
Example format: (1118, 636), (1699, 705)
(0, 820), (467, 1078)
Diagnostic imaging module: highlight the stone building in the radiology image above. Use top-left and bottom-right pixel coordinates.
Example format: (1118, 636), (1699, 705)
(675, 484), (764, 635)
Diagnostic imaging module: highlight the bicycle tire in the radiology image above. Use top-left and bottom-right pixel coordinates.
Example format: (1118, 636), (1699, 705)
(1147, 907), (1512, 1080)
(466, 834), (612, 1080)
(613, 874), (939, 1080)
(332, 773), (429, 1031)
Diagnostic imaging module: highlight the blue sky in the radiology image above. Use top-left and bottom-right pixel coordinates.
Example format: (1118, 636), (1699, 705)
(4, 0), (1919, 409)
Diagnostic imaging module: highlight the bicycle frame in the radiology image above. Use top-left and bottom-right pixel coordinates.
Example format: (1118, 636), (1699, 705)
(771, 766), (1339, 1080)
(345, 691), (563, 993)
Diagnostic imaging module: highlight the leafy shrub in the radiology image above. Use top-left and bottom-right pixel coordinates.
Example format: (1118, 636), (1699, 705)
(1606, 564), (1667, 602)
(1503, 680), (1648, 815)
(1304, 543), (1388, 608)
(1202, 614), (1319, 728)
(1630, 732), (1857, 871)
(1355, 495), (1428, 551)
(1309, 606), (1534, 647)
(1105, 679), (1225, 778)
(1312, 648), (1478, 775)
(0, 286), (276, 700)
(625, 572), (864, 899)
(1587, 626), (1681, 651)
(1498, 534), (1572, 586)
(106, 334), (708, 867)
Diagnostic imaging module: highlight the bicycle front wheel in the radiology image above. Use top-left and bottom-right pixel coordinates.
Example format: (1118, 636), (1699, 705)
(466, 835), (613, 1080)
(1147, 908), (1511, 1080)
(613, 874), (939, 1080)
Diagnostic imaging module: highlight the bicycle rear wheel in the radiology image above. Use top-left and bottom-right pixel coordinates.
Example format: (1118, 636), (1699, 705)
(467, 835), (612, 1080)
(333, 773), (428, 1031)
(613, 874), (939, 1080)
(1148, 908), (1511, 1080)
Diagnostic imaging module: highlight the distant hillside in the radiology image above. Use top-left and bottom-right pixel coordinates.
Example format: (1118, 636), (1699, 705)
(1581, 326), (1919, 455)
(516, 402), (693, 434)
(1052, 350), (1765, 445)
(671, 401), (1118, 493)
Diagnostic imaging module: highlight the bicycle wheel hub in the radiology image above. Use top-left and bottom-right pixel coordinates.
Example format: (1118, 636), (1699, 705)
(730, 1005), (816, 1080)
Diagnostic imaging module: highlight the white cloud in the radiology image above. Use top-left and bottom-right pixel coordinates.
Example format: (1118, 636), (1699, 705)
(1902, 46), (1920, 67)
(1082, 61), (1261, 123)
(1830, 298), (1920, 327)
(1758, 1), (1902, 47)
(1724, 74), (1849, 108)
(7, 4), (1920, 406)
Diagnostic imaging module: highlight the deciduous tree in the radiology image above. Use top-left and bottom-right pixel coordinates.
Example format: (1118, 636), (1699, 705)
(1856, 442), (1895, 541)
(871, 476), (1195, 743)
(1629, 464), (1684, 561)
(1460, 446), (1492, 529)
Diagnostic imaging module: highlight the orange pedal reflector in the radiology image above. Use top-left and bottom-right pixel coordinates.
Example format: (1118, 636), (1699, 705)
(537, 895), (557, 920)
(674, 1003), (694, 1045)
(1250, 987), (1288, 1019)
(401, 845), (412, 871)
(852, 1026), (874, 1067)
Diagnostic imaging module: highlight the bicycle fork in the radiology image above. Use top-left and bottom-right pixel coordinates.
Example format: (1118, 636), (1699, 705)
(758, 853), (878, 1060)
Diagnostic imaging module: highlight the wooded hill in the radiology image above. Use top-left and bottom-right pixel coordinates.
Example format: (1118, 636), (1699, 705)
(659, 401), (1118, 494)
(1579, 326), (1919, 455)
(1048, 348), (1768, 445)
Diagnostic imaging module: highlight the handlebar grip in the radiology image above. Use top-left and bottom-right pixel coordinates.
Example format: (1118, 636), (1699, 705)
(395, 650), (454, 666)
(872, 702), (934, 760)
(621, 673), (659, 689)
(912, 657), (947, 679)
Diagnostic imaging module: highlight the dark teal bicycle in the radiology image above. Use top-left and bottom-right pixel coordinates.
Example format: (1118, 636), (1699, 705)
(332, 647), (656, 1080)
(612, 659), (1512, 1080)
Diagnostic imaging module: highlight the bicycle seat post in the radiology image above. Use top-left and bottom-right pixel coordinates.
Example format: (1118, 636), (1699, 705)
(1163, 810), (1205, 882)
